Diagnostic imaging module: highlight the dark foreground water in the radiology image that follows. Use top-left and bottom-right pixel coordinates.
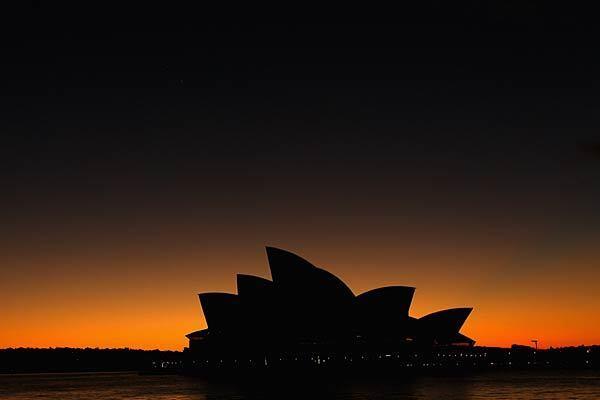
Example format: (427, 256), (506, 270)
(1, 370), (599, 399)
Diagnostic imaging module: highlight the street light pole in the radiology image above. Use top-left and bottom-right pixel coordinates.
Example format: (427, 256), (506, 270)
(531, 340), (538, 365)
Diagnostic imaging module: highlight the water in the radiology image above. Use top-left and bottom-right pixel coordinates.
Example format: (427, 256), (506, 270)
(0, 370), (599, 399)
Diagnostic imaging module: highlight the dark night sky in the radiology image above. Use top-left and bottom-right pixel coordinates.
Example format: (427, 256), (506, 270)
(2, 4), (600, 349)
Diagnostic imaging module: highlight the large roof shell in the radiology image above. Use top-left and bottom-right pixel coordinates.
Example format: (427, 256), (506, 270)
(198, 292), (240, 331)
(419, 307), (473, 334)
(356, 286), (416, 317)
(265, 246), (354, 301)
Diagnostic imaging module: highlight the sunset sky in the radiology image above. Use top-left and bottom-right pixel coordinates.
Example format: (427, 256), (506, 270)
(2, 7), (600, 350)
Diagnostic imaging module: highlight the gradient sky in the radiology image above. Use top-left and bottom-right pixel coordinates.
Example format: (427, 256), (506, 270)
(2, 7), (600, 350)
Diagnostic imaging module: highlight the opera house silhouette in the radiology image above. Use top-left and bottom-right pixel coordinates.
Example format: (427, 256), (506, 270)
(185, 247), (474, 369)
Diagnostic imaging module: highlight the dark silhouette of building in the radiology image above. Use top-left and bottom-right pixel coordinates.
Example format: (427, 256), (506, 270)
(185, 247), (474, 369)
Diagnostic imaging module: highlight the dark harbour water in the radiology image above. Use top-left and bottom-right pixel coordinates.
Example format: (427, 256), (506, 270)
(1, 370), (599, 399)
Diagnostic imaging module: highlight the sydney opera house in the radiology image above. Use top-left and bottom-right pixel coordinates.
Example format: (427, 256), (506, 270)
(185, 247), (474, 369)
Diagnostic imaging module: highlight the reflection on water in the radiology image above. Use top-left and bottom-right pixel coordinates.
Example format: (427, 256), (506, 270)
(0, 370), (599, 399)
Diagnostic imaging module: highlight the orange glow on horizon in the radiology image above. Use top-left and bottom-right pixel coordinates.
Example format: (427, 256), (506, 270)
(2, 236), (599, 351)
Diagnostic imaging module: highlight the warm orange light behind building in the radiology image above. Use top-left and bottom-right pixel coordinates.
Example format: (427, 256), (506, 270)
(2, 233), (599, 350)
